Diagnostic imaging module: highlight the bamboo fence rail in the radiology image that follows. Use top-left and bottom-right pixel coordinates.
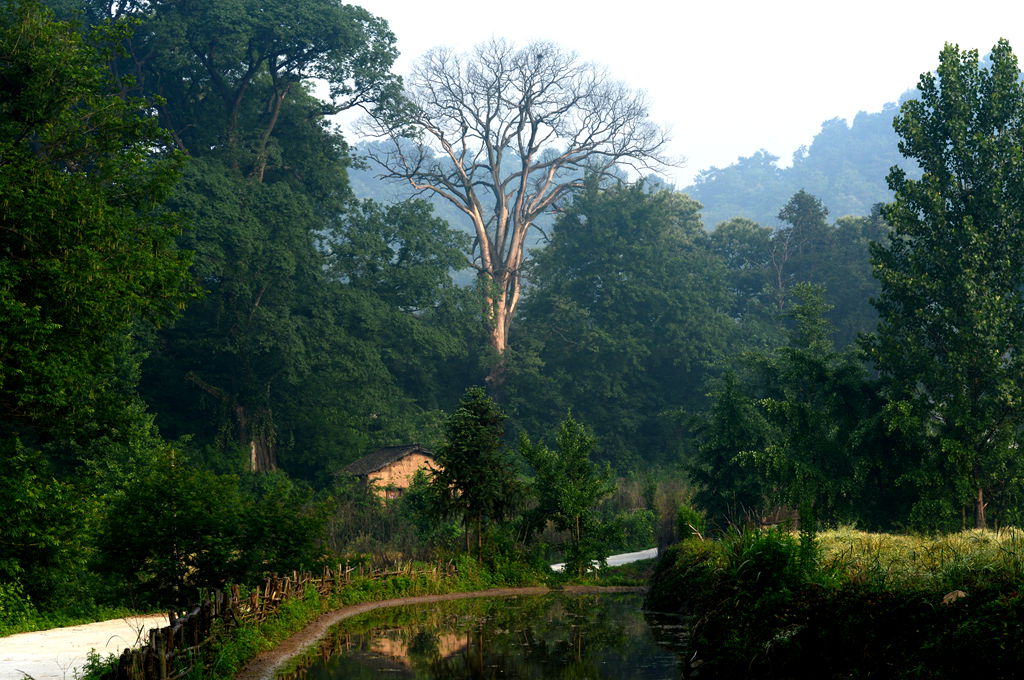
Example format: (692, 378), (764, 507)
(103, 561), (456, 680)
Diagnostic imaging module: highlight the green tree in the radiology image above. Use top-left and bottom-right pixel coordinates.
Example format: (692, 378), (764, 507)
(0, 0), (192, 436)
(98, 453), (325, 606)
(769, 189), (831, 312)
(73, 0), (473, 477)
(867, 40), (1024, 529)
(748, 285), (867, 524)
(520, 415), (616, 576)
(0, 0), (193, 610)
(827, 206), (886, 348)
(508, 180), (732, 465)
(432, 387), (518, 559)
(717, 191), (881, 350)
(708, 217), (781, 350)
(688, 371), (772, 528)
(692, 285), (891, 529)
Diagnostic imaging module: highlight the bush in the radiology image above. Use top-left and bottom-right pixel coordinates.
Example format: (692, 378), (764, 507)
(0, 580), (35, 633)
(98, 454), (326, 606)
(648, 528), (1024, 677)
(675, 504), (705, 541)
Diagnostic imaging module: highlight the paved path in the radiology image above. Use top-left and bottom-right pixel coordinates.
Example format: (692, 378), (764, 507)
(0, 614), (167, 680)
(550, 546), (659, 572)
(0, 547), (660, 680)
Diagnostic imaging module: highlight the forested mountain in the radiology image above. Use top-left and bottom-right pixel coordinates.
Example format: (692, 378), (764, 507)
(685, 98), (920, 228)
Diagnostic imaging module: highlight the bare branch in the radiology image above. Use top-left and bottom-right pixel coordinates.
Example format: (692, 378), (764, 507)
(358, 38), (674, 358)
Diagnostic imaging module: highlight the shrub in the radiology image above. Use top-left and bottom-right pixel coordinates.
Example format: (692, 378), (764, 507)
(675, 504), (705, 541)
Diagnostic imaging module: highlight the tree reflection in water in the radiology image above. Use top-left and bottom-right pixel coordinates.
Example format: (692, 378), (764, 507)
(281, 594), (680, 680)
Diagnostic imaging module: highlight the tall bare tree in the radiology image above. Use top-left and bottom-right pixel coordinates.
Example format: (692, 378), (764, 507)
(360, 39), (671, 376)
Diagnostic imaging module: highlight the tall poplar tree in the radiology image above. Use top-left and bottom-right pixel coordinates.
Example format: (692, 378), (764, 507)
(868, 40), (1024, 529)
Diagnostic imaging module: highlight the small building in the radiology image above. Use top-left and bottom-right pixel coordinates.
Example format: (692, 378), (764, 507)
(344, 444), (437, 499)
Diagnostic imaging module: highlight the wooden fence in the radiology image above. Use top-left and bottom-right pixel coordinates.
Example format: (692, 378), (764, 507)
(104, 562), (456, 680)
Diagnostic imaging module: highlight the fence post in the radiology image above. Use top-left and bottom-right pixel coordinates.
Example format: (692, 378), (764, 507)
(151, 628), (166, 680)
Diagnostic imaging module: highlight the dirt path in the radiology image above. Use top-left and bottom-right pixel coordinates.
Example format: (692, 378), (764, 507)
(235, 585), (646, 680)
(0, 614), (168, 680)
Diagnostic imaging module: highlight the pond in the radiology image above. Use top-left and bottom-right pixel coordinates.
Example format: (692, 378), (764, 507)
(279, 593), (685, 679)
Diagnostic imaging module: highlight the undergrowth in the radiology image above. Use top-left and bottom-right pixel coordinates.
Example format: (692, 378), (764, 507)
(647, 527), (1024, 678)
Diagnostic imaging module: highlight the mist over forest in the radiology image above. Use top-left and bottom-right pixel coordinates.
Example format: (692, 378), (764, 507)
(3, 0), (1024, 634)
(350, 94), (921, 230)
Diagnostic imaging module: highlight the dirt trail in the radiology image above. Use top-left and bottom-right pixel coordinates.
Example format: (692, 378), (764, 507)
(0, 614), (168, 680)
(235, 585), (646, 680)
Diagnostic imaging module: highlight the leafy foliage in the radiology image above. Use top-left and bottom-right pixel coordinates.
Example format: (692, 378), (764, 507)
(431, 388), (519, 559)
(0, 0), (192, 436)
(98, 454), (326, 606)
(867, 40), (1024, 529)
(509, 180), (731, 465)
(520, 415), (617, 575)
(690, 285), (897, 530)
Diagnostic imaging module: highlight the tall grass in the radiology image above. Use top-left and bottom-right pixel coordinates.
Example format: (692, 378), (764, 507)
(818, 526), (1024, 591)
(647, 527), (1024, 678)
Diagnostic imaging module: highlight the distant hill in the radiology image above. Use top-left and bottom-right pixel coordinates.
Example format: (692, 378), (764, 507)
(684, 94), (921, 228)
(348, 93), (922, 234)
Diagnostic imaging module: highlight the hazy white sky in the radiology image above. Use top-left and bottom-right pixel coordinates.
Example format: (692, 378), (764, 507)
(345, 0), (1024, 186)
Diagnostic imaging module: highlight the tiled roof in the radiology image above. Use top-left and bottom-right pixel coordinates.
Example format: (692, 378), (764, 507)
(343, 444), (434, 476)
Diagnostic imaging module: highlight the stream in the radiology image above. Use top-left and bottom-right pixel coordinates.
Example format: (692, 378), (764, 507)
(278, 592), (685, 679)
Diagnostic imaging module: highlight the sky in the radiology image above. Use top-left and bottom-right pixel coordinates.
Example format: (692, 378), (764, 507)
(342, 0), (1024, 187)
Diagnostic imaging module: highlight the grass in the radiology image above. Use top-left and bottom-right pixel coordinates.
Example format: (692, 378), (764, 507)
(817, 526), (1024, 590)
(647, 527), (1024, 678)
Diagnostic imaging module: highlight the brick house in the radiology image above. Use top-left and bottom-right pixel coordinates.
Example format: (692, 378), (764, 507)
(344, 444), (437, 499)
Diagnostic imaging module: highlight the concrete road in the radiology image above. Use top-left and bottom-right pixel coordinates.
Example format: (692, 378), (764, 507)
(550, 546), (659, 573)
(0, 614), (167, 680)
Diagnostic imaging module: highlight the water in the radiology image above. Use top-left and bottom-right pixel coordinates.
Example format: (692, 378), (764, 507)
(281, 593), (683, 679)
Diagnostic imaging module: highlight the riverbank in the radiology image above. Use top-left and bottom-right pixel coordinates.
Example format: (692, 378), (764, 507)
(646, 528), (1024, 678)
(236, 585), (646, 680)
(6, 549), (655, 680)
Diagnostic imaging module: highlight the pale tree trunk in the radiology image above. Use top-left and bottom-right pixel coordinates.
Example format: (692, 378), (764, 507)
(235, 404), (277, 472)
(483, 264), (521, 390)
(187, 372), (276, 472)
(476, 514), (484, 562)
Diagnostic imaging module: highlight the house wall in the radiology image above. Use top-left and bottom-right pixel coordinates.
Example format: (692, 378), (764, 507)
(367, 453), (437, 497)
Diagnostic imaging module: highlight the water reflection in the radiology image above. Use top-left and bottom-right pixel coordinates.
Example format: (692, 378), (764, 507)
(282, 593), (680, 680)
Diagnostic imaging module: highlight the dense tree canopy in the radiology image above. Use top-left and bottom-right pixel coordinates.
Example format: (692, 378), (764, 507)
(47, 0), (482, 476)
(508, 181), (731, 465)
(868, 40), (1024, 529)
(0, 0), (192, 437)
(0, 0), (194, 611)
